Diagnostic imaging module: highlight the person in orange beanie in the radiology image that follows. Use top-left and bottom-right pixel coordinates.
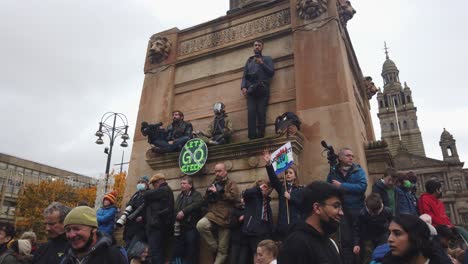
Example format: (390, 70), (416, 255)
(97, 191), (118, 238)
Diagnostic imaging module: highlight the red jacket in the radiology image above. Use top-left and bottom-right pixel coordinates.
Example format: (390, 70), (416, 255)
(418, 193), (453, 227)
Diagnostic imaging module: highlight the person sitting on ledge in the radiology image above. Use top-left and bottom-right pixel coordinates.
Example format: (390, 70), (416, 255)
(152, 110), (193, 153)
(194, 102), (233, 146)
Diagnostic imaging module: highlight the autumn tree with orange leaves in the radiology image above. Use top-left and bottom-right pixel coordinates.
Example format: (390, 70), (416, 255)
(112, 172), (126, 208)
(16, 180), (97, 241)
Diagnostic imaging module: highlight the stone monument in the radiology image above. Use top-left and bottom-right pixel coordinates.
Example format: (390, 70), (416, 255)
(124, 0), (374, 260)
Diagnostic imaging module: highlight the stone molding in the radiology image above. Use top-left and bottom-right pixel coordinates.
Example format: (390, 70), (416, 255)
(145, 133), (304, 171)
(177, 9), (291, 56)
(296, 0), (328, 21)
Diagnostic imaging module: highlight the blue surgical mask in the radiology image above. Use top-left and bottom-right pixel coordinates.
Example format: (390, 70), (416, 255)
(137, 183), (146, 191)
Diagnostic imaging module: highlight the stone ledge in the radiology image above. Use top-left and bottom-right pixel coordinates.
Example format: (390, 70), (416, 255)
(145, 133), (304, 171)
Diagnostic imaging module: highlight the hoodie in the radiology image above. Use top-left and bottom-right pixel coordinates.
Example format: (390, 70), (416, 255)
(418, 193), (453, 227)
(278, 222), (342, 264)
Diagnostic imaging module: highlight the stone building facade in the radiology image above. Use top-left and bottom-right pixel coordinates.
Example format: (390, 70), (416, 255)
(376, 49), (425, 157)
(373, 51), (468, 227)
(393, 129), (468, 227)
(0, 153), (96, 223)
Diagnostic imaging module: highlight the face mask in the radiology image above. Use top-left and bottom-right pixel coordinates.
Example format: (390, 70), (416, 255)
(137, 183), (146, 191)
(320, 218), (340, 235)
(403, 180), (412, 189)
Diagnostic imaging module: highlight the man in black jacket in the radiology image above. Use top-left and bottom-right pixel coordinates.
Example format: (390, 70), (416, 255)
(278, 181), (343, 264)
(144, 173), (175, 264)
(32, 202), (71, 264)
(172, 176), (203, 264)
(153, 110), (193, 152)
(241, 40), (275, 140)
(239, 180), (273, 263)
(61, 206), (127, 264)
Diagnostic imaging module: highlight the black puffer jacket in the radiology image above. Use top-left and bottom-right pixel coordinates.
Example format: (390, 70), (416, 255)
(278, 222), (342, 264)
(32, 233), (69, 264)
(60, 233), (127, 264)
(144, 182), (175, 230)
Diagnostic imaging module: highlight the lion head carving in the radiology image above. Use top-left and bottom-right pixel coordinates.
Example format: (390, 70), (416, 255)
(148, 35), (172, 64)
(296, 0), (328, 20)
(337, 0), (356, 25)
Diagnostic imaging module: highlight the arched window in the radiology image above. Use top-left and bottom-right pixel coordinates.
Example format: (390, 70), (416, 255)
(403, 120), (408, 130)
(447, 146), (453, 157)
(379, 100), (383, 108)
(407, 95), (412, 103)
(390, 123), (395, 131)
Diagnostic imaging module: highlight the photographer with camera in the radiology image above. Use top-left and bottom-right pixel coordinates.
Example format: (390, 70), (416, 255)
(144, 174), (175, 264)
(241, 40), (275, 140)
(172, 176), (203, 264)
(196, 163), (240, 264)
(141, 121), (165, 148)
(148, 110), (193, 153)
(119, 176), (149, 252)
(326, 147), (367, 264)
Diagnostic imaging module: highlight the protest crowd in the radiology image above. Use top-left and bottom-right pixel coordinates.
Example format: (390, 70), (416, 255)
(2, 40), (467, 264)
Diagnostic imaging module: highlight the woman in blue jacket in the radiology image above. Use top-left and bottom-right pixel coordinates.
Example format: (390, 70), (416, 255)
(97, 191), (118, 237)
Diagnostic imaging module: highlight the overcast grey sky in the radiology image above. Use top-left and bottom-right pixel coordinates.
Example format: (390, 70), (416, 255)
(1, 0), (466, 177)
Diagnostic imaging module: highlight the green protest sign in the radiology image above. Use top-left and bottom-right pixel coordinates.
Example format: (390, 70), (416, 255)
(179, 138), (208, 175)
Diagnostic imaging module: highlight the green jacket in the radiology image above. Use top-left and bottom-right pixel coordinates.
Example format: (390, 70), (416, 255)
(175, 190), (203, 229)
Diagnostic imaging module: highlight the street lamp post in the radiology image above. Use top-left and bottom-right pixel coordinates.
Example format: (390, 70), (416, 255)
(94, 112), (129, 193)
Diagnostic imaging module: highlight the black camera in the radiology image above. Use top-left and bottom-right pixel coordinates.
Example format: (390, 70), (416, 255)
(141, 121), (165, 144)
(206, 181), (225, 203)
(321, 140), (339, 166)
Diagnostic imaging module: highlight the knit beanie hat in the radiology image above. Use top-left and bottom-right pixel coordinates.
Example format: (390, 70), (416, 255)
(17, 239), (32, 256)
(64, 206), (98, 228)
(139, 175), (149, 184)
(103, 191), (117, 204)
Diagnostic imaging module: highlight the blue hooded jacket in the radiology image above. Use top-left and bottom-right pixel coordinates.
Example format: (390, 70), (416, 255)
(97, 205), (117, 236)
(327, 163), (367, 210)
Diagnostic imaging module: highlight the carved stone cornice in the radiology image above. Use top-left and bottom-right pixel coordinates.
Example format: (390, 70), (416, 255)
(177, 9), (291, 56)
(145, 133), (304, 171)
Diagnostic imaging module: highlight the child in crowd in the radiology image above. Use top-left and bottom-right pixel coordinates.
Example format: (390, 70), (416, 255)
(353, 193), (392, 264)
(128, 241), (149, 264)
(255, 239), (278, 264)
(97, 191), (118, 238)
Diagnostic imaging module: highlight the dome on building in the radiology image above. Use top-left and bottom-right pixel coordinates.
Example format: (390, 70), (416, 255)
(382, 58), (398, 72)
(440, 128), (453, 141)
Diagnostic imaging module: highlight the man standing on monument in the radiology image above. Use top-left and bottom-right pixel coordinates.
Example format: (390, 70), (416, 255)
(153, 110), (193, 152)
(241, 40), (275, 140)
(326, 147), (367, 264)
(196, 163), (240, 264)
